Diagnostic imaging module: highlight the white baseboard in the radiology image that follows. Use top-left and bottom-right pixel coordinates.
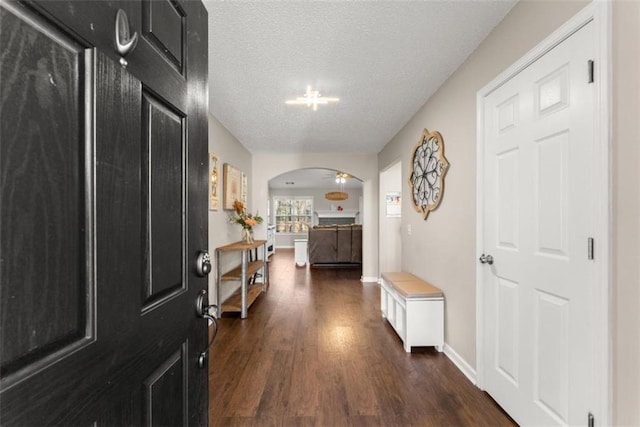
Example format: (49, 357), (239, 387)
(361, 276), (378, 283)
(443, 343), (477, 385)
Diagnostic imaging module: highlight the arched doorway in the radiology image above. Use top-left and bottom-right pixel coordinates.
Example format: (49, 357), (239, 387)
(268, 168), (363, 252)
(251, 153), (379, 282)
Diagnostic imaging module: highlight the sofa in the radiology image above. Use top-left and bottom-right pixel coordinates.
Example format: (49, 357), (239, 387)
(308, 224), (362, 265)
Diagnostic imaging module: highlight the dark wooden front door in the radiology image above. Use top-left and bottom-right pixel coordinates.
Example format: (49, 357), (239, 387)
(0, 1), (209, 424)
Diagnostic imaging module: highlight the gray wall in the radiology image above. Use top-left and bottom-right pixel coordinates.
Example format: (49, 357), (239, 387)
(207, 114), (253, 305)
(612, 1), (640, 424)
(379, 161), (402, 274)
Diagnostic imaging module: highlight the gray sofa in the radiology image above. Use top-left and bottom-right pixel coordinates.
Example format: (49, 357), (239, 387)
(308, 224), (362, 265)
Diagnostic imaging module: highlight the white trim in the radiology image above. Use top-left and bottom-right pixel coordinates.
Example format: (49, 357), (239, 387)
(478, 3), (599, 98)
(315, 210), (358, 218)
(361, 276), (378, 283)
(475, 1), (611, 424)
(444, 343), (477, 385)
(593, 2), (613, 424)
(475, 57), (486, 390)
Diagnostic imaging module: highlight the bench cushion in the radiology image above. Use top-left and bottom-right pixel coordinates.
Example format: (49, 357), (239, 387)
(392, 279), (443, 299)
(381, 271), (418, 282)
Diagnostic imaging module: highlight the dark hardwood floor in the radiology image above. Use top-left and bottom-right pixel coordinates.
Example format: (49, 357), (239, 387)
(209, 249), (516, 426)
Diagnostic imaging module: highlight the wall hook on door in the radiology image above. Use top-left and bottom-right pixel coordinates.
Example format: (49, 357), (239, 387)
(114, 9), (138, 66)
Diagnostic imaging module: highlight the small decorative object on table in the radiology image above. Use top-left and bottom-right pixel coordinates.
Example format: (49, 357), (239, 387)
(229, 199), (263, 244)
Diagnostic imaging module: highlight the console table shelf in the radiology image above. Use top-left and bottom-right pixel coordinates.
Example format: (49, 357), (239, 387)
(221, 260), (264, 281)
(221, 284), (265, 314)
(215, 240), (268, 318)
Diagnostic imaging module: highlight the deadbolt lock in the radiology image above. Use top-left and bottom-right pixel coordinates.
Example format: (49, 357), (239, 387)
(196, 251), (211, 277)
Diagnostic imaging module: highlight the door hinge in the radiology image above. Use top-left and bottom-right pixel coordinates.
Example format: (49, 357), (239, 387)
(588, 60), (595, 83)
(588, 237), (595, 260)
(588, 412), (594, 427)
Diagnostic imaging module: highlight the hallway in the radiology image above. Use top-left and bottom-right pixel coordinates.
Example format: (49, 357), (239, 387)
(208, 249), (516, 426)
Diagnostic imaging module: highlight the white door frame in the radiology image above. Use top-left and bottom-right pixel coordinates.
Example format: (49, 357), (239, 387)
(475, 1), (612, 424)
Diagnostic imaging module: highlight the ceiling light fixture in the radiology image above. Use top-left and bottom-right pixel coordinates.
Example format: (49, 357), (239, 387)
(325, 191), (348, 201)
(285, 85), (339, 111)
(326, 171), (349, 201)
(335, 172), (349, 184)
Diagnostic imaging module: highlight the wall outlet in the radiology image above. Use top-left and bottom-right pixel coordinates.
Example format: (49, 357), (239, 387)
(407, 224), (412, 236)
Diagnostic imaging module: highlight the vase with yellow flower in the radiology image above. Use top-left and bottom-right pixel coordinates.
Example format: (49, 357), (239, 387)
(229, 199), (263, 244)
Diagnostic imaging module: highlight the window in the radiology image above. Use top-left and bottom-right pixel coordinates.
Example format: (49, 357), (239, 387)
(273, 197), (313, 233)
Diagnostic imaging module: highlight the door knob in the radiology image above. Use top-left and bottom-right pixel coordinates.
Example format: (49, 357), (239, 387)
(195, 289), (217, 319)
(479, 253), (494, 265)
(195, 251), (211, 277)
(195, 289), (218, 369)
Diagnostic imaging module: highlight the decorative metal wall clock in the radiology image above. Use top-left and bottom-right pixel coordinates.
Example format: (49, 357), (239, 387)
(408, 128), (449, 220)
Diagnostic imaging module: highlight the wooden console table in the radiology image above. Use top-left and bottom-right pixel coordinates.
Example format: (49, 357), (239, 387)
(215, 240), (268, 318)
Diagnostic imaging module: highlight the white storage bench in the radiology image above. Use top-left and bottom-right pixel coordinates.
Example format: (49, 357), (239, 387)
(380, 272), (444, 352)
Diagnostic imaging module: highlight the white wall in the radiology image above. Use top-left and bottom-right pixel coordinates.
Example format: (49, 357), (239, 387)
(207, 114), (253, 305)
(252, 153), (379, 281)
(379, 1), (640, 424)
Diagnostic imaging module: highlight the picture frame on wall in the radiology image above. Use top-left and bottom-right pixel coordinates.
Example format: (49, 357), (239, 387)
(223, 163), (242, 210)
(385, 192), (401, 217)
(241, 172), (248, 206)
(209, 153), (219, 211)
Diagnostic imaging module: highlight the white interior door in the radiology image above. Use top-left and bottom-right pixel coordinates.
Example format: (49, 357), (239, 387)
(479, 21), (598, 426)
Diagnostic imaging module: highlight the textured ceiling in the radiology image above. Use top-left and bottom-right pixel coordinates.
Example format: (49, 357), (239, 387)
(205, 1), (517, 154)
